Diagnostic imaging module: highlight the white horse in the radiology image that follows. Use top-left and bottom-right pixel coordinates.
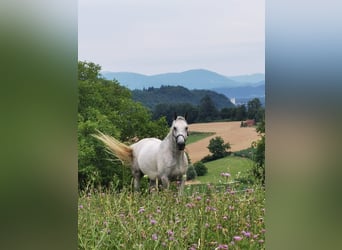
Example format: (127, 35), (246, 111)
(94, 113), (189, 192)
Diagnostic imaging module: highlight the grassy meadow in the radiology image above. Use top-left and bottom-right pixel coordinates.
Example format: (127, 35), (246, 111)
(196, 156), (254, 184)
(187, 131), (215, 145)
(78, 155), (265, 250)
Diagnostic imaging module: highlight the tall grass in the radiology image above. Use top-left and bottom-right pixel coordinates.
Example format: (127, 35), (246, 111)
(78, 181), (265, 249)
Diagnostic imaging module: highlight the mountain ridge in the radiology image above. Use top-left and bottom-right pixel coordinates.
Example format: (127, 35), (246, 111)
(101, 69), (264, 90)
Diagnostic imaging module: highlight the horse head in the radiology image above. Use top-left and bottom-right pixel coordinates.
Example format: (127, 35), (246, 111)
(172, 112), (189, 151)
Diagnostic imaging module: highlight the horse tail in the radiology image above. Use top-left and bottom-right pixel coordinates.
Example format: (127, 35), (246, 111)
(93, 131), (133, 165)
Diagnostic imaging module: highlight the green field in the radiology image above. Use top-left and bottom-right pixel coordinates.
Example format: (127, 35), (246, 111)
(196, 156), (254, 184)
(187, 131), (215, 144)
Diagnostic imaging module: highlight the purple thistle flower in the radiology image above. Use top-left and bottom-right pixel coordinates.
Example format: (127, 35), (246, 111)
(188, 243), (197, 250)
(138, 207), (145, 213)
(259, 239), (264, 244)
(217, 244), (229, 249)
(151, 233), (158, 241)
(220, 172), (231, 177)
(217, 224), (223, 230)
(167, 230), (174, 236)
(223, 215), (228, 220)
(233, 236), (243, 241)
(205, 223), (210, 228)
(78, 205), (83, 209)
(150, 219), (157, 225)
(196, 196), (202, 201)
(186, 203), (195, 208)
(243, 231), (251, 238)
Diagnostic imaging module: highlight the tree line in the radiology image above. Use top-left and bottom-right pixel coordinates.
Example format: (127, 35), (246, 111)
(152, 95), (265, 125)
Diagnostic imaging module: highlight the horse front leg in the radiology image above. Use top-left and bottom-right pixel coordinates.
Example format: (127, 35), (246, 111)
(178, 174), (186, 195)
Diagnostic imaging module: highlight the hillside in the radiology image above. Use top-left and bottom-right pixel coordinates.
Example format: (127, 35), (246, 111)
(213, 82), (265, 99)
(132, 85), (235, 110)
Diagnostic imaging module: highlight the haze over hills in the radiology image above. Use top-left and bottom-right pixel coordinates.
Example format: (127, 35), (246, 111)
(101, 69), (264, 90)
(101, 69), (265, 104)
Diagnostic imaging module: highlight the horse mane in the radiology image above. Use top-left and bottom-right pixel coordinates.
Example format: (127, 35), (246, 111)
(175, 116), (186, 121)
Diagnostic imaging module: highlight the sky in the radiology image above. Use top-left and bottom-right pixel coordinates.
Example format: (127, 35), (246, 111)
(78, 0), (264, 76)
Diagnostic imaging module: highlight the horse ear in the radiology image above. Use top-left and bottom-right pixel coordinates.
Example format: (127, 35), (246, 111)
(174, 112), (177, 120)
(184, 112), (188, 121)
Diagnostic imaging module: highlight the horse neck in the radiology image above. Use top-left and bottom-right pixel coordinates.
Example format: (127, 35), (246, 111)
(164, 131), (182, 156)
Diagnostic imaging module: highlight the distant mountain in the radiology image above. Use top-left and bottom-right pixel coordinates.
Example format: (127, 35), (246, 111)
(132, 85), (234, 110)
(227, 73), (265, 85)
(101, 69), (243, 90)
(213, 81), (265, 99)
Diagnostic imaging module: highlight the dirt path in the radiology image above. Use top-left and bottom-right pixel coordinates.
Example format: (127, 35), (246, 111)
(186, 121), (260, 163)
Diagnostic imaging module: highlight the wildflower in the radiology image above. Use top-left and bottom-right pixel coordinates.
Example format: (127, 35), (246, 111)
(261, 229), (266, 234)
(216, 224), (223, 230)
(138, 207), (145, 213)
(167, 230), (174, 237)
(186, 203), (195, 208)
(233, 236), (243, 241)
(78, 205), (83, 209)
(258, 239), (264, 244)
(151, 233), (158, 241)
(189, 243), (197, 250)
(229, 205), (234, 210)
(103, 221), (108, 226)
(205, 223), (210, 228)
(223, 215), (228, 220)
(243, 231), (251, 238)
(196, 196), (202, 201)
(216, 244), (229, 249)
(156, 207), (161, 213)
(220, 172), (231, 177)
(150, 219), (157, 225)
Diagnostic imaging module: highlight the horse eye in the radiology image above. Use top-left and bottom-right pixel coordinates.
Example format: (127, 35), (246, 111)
(185, 127), (188, 130)
(173, 127), (177, 131)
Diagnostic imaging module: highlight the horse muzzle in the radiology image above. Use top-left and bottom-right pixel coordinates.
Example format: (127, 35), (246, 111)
(175, 134), (186, 151)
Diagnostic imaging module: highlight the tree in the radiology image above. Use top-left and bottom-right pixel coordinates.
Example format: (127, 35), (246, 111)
(207, 136), (231, 159)
(252, 118), (265, 184)
(235, 105), (247, 121)
(78, 61), (101, 82)
(198, 95), (219, 122)
(247, 98), (263, 122)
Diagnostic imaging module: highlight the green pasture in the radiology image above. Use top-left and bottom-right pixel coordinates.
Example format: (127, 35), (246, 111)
(187, 131), (215, 144)
(195, 156), (254, 184)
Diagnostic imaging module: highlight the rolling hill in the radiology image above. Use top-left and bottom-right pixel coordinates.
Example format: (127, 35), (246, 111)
(132, 85), (235, 110)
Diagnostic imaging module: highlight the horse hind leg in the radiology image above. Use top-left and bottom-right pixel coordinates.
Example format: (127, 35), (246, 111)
(149, 179), (158, 193)
(160, 176), (170, 190)
(132, 169), (143, 191)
